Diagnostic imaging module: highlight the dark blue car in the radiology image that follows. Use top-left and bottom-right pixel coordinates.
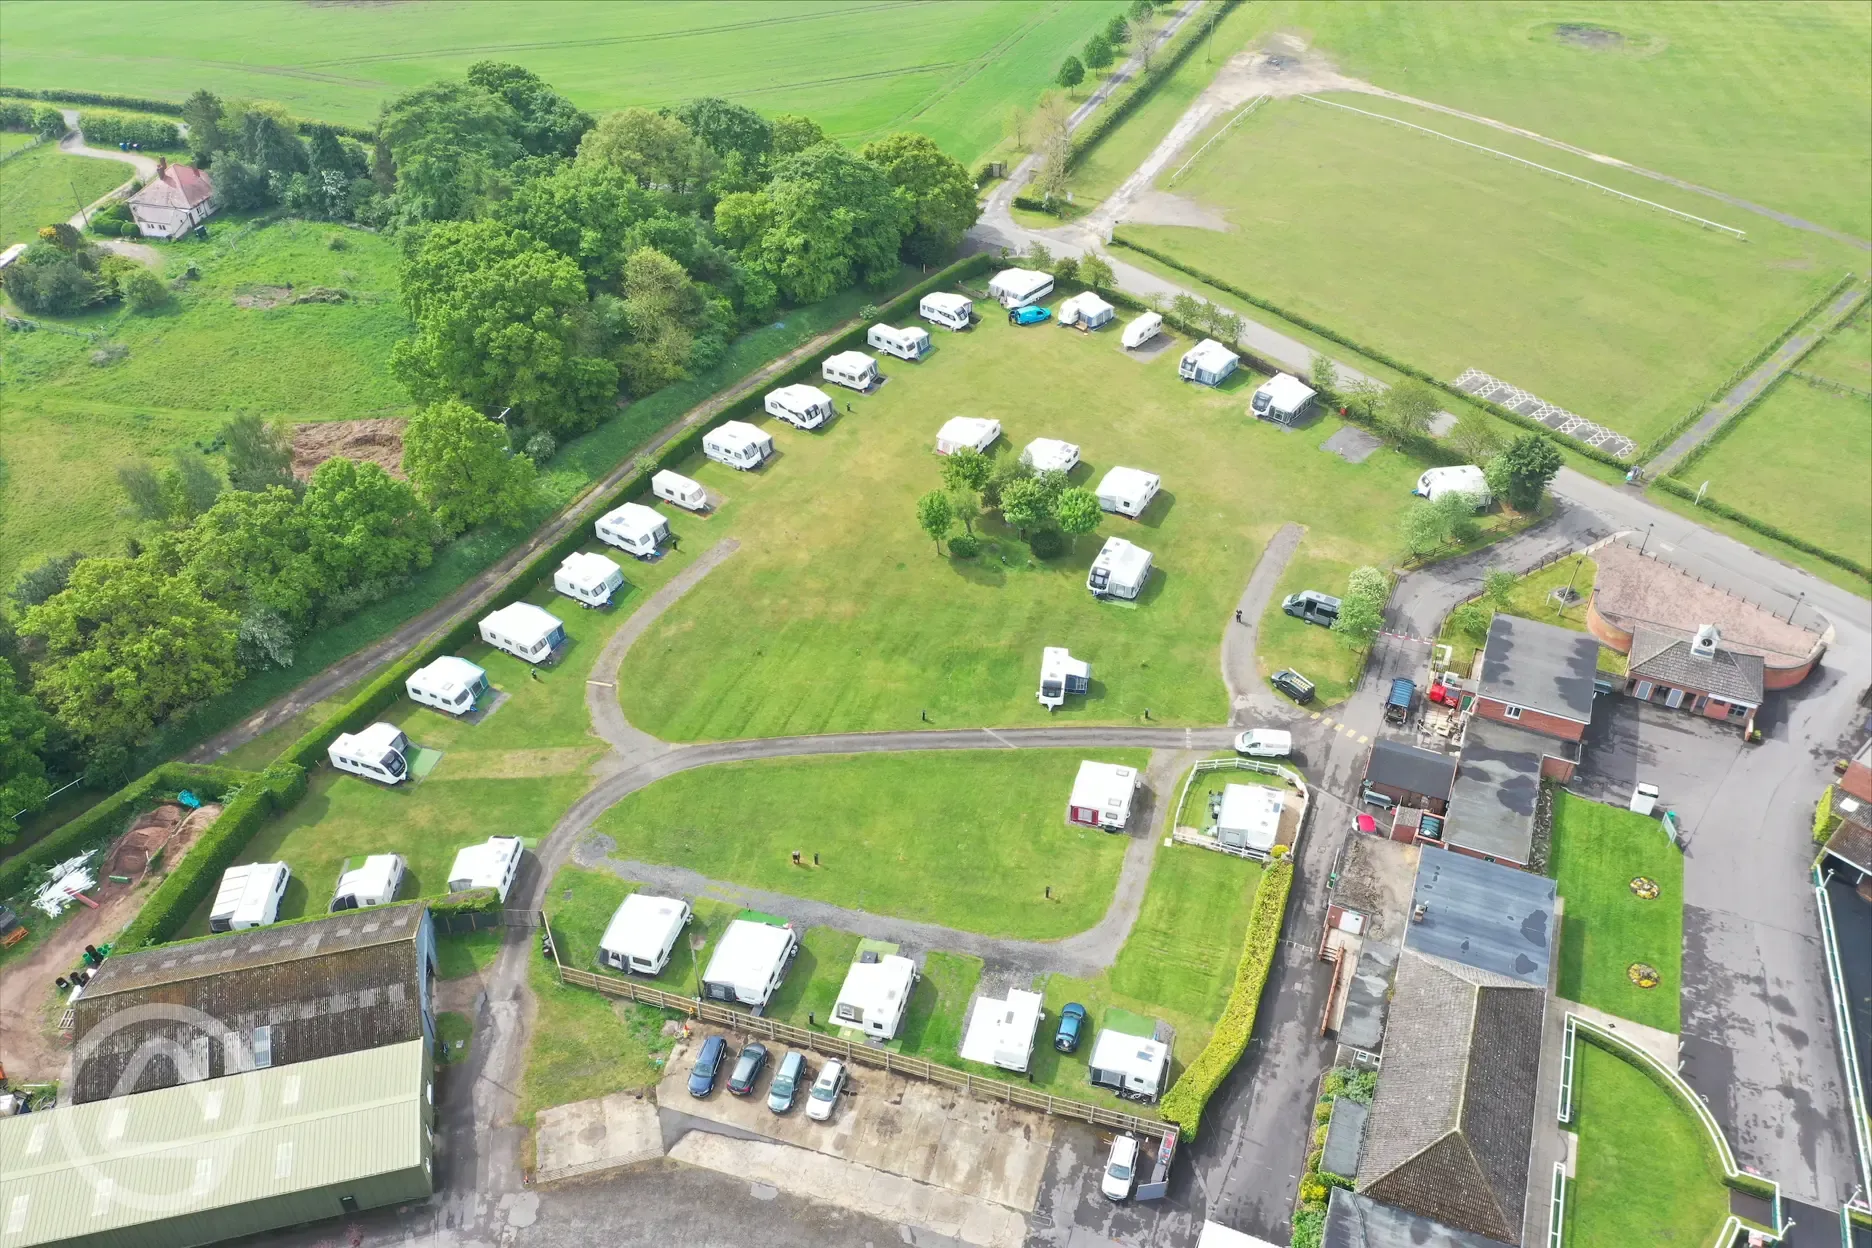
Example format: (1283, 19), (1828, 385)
(688, 1034), (729, 1097)
(1054, 1002), (1088, 1052)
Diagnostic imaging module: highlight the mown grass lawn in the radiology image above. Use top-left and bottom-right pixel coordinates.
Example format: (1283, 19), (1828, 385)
(1549, 792), (1684, 1032)
(435, 929), (503, 980)
(0, 132), (42, 157)
(1801, 304), (1870, 391)
(1434, 554), (1612, 675)
(590, 750), (1144, 941)
(620, 293), (1422, 737)
(1567, 1043), (1728, 1248)
(0, 142), (129, 246)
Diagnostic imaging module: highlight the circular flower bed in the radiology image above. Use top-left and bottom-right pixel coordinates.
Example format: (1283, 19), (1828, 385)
(1630, 876), (1660, 899)
(1627, 962), (1660, 989)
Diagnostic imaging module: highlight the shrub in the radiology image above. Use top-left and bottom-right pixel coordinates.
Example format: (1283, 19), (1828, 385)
(1814, 785), (1839, 844)
(1291, 1208), (1325, 1248)
(1027, 527), (1065, 559)
(326, 233), (348, 251)
(78, 110), (184, 149)
(948, 532), (981, 558)
(1298, 1174), (1329, 1206)
(121, 267), (171, 312)
(1313, 1099), (1332, 1124)
(430, 888), (500, 915)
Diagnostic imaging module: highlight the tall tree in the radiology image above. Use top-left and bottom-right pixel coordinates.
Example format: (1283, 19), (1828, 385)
(1083, 33), (1115, 72)
(1052, 486), (1101, 541)
(1488, 434), (1563, 512)
(617, 246), (707, 395)
(940, 447), (992, 495)
(296, 458), (439, 609)
(915, 490), (955, 551)
(10, 552), (84, 613)
(770, 114), (826, 159)
(1080, 253), (1115, 291)
(401, 400), (538, 536)
(1309, 352), (1339, 404)
(859, 133), (978, 265)
(378, 80), (524, 222)
(714, 143), (909, 303)
(181, 89), (225, 161)
(497, 159), (658, 286)
(673, 98), (772, 168)
(1056, 56), (1086, 95)
(998, 476), (1052, 535)
(0, 663), (51, 841)
(221, 413), (296, 492)
(578, 108), (712, 194)
(152, 485), (314, 627)
(1449, 409), (1503, 465)
(465, 61), (592, 157)
(1384, 380), (1439, 439)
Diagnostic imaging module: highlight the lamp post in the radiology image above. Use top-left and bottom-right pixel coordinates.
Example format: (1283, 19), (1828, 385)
(689, 932), (707, 1002)
(1638, 523), (1654, 557)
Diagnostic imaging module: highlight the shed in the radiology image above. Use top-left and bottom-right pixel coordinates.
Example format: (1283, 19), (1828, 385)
(1095, 466), (1160, 517)
(1413, 465), (1491, 508)
(554, 551), (625, 607)
(988, 268), (1054, 309)
(765, 383), (836, 429)
(1068, 760), (1138, 831)
(935, 416), (1001, 456)
(700, 918), (798, 1008)
(478, 602), (565, 665)
(1087, 536), (1153, 601)
(1121, 311), (1164, 350)
(1021, 437), (1081, 474)
(865, 324), (930, 362)
(1179, 338), (1240, 386)
(594, 501), (669, 558)
(919, 291), (974, 331)
(1057, 291), (1115, 330)
(406, 656), (487, 716)
(652, 469), (708, 512)
(1363, 740), (1457, 813)
(959, 987), (1044, 1071)
(702, 420), (774, 470)
(1038, 646), (1091, 710)
(209, 861), (290, 933)
(327, 722), (411, 785)
(330, 854), (405, 912)
(1216, 782), (1283, 853)
(1321, 1097), (1368, 1179)
(1250, 373), (1317, 426)
(598, 893), (691, 975)
(446, 835), (524, 902)
(832, 951), (919, 1040)
(1087, 1027), (1169, 1100)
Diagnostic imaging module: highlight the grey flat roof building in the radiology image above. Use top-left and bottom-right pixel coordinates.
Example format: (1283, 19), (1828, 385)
(1364, 740), (1458, 803)
(1477, 614), (1600, 723)
(1337, 939), (1399, 1054)
(1443, 719), (1551, 866)
(1405, 850), (1555, 986)
(1322, 1097), (1369, 1181)
(1325, 1188), (1514, 1248)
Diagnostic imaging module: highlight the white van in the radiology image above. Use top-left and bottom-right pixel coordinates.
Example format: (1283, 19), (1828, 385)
(703, 421), (774, 471)
(598, 893), (692, 975)
(652, 469), (708, 512)
(919, 292), (974, 331)
(554, 550), (625, 607)
(822, 351), (881, 391)
(209, 862), (290, 933)
(328, 722), (412, 784)
(595, 501), (669, 558)
(406, 657), (488, 717)
(765, 384), (836, 430)
(479, 602), (566, 665)
(866, 324), (930, 362)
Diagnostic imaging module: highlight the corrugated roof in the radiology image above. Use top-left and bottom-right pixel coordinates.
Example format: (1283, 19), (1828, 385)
(84, 904), (425, 998)
(1477, 614), (1599, 723)
(0, 1040), (429, 1246)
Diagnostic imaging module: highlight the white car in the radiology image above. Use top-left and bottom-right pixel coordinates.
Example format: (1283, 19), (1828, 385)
(1101, 1134), (1140, 1201)
(1234, 729), (1293, 758)
(805, 1058), (846, 1122)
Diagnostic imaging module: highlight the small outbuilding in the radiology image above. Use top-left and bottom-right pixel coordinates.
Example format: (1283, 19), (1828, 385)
(1250, 373), (1318, 426)
(959, 987), (1044, 1072)
(598, 893), (692, 975)
(824, 349), (883, 389)
(330, 853), (405, 912)
(919, 291), (974, 331)
(703, 420), (774, 471)
(1087, 536), (1153, 601)
(1087, 1027), (1170, 1102)
(1179, 338), (1240, 387)
(766, 383), (836, 429)
(554, 550), (626, 607)
(1057, 291), (1115, 331)
(935, 416), (1001, 456)
(479, 602), (566, 665)
(1216, 782), (1284, 854)
(328, 722), (412, 785)
(1121, 312), (1164, 350)
(1021, 437), (1080, 474)
(652, 469), (709, 512)
(209, 861), (290, 933)
(595, 501), (670, 559)
(865, 324), (930, 362)
(1068, 759), (1139, 831)
(447, 835), (524, 902)
(989, 268), (1054, 309)
(1038, 646), (1091, 710)
(1412, 465), (1491, 508)
(406, 656), (488, 716)
(701, 918), (798, 1008)
(1095, 466), (1160, 517)
(832, 950), (919, 1040)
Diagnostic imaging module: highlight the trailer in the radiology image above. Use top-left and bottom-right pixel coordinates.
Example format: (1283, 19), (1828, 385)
(822, 351), (881, 390)
(406, 656), (488, 716)
(447, 835), (524, 902)
(832, 952), (919, 1041)
(934, 416), (1001, 456)
(1087, 536), (1153, 601)
(701, 919), (798, 1008)
(865, 324), (930, 362)
(1057, 291), (1116, 331)
(330, 853), (405, 912)
(765, 383), (837, 429)
(1121, 312), (1164, 350)
(1384, 678), (1416, 726)
(1250, 373), (1317, 426)
(598, 893), (692, 975)
(328, 722), (412, 784)
(479, 602), (566, 665)
(554, 550), (626, 607)
(595, 501), (669, 558)
(1021, 438), (1080, 475)
(988, 268), (1054, 309)
(652, 469), (708, 512)
(959, 987), (1044, 1072)
(1413, 465), (1491, 508)
(1179, 339), (1240, 387)
(1087, 1028), (1170, 1102)
(703, 420), (774, 471)
(918, 291), (974, 331)
(1038, 646), (1091, 710)
(1095, 466), (1160, 517)
(1067, 759), (1139, 831)
(209, 862), (290, 933)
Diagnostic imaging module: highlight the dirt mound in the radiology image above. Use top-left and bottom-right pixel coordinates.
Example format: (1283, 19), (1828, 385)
(292, 418), (407, 480)
(1553, 23), (1623, 49)
(233, 283), (349, 310)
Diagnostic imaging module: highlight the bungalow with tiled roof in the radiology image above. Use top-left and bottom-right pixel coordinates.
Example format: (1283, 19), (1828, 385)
(127, 156), (216, 239)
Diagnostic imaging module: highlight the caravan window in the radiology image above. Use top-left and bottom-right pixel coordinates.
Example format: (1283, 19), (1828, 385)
(1041, 680), (1063, 699)
(382, 752), (406, 777)
(1251, 392), (1271, 414)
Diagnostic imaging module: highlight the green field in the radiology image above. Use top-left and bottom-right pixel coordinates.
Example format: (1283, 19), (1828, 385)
(1549, 793), (1684, 1032)
(0, 132), (40, 157)
(1566, 1044), (1728, 1248)
(589, 750), (1143, 941)
(618, 292), (1423, 737)
(1801, 304), (1870, 391)
(0, 141), (129, 246)
(1125, 95), (1857, 450)
(0, 0), (1125, 166)
(1689, 376), (1872, 569)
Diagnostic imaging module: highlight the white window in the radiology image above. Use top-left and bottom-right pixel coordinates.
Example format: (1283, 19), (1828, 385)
(6, 1194), (29, 1234)
(91, 1178), (113, 1217)
(275, 1142), (294, 1178)
(1503, 705), (1523, 719)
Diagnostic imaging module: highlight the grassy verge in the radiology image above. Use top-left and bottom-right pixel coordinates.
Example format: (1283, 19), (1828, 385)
(1256, 550), (1371, 707)
(1434, 554), (1611, 674)
(1641, 483), (1871, 600)
(0, 141), (129, 246)
(1550, 793), (1684, 1032)
(435, 929), (504, 980)
(436, 1010), (473, 1064)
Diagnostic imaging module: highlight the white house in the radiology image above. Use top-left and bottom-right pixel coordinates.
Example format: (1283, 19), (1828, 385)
(1413, 464), (1492, 508)
(1087, 536), (1153, 601)
(595, 501), (669, 559)
(960, 987), (1044, 1072)
(1067, 760), (1139, 831)
(919, 291), (974, 331)
(1095, 466), (1160, 518)
(765, 383), (836, 429)
(328, 722), (412, 785)
(823, 350), (881, 390)
(831, 952), (919, 1040)
(866, 324), (930, 362)
(554, 551), (626, 608)
(1038, 646), (1091, 710)
(1121, 312), (1164, 350)
(330, 854), (405, 913)
(1216, 783), (1284, 854)
(447, 835), (524, 902)
(701, 919), (798, 1008)
(1179, 339), (1240, 387)
(407, 656), (488, 716)
(1021, 438), (1080, 475)
(988, 268), (1054, 309)
(1250, 373), (1318, 426)
(208, 862), (290, 933)
(1057, 291), (1115, 331)
(934, 416), (1001, 456)
(1087, 1028), (1171, 1101)
(479, 602), (566, 665)
(652, 469), (708, 512)
(598, 893), (692, 975)
(703, 420), (774, 471)
(127, 157), (215, 240)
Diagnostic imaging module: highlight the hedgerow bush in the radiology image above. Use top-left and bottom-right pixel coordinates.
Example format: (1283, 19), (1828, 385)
(78, 110), (184, 148)
(430, 888), (501, 915)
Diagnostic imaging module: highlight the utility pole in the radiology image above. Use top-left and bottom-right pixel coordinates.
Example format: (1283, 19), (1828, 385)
(70, 180), (89, 225)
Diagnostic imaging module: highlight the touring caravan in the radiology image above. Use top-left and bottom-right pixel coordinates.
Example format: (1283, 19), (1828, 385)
(1088, 536), (1153, 601)
(959, 987), (1044, 1072)
(406, 656), (488, 717)
(765, 384), (836, 429)
(703, 421), (774, 471)
(1068, 760), (1139, 831)
(1095, 466), (1160, 518)
(1057, 291), (1115, 331)
(447, 835), (524, 902)
(328, 722), (412, 785)
(1088, 1029), (1170, 1102)
(934, 417), (1001, 456)
(595, 501), (669, 558)
(1413, 465), (1492, 508)
(701, 919), (799, 1008)
(822, 351), (880, 391)
(330, 854), (405, 912)
(209, 862), (290, 933)
(1216, 783), (1284, 854)
(1121, 312), (1163, 350)
(554, 550), (626, 607)
(598, 893), (692, 975)
(866, 324), (930, 362)
(988, 268), (1054, 309)
(1179, 339), (1240, 387)
(652, 469), (708, 512)
(1038, 646), (1091, 710)
(479, 602), (566, 665)
(1250, 373), (1318, 426)
(1022, 438), (1080, 474)
(832, 952), (919, 1041)
(919, 291), (974, 331)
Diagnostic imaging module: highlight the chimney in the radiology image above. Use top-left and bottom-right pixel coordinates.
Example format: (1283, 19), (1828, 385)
(156, 154), (168, 179)
(1690, 624), (1720, 659)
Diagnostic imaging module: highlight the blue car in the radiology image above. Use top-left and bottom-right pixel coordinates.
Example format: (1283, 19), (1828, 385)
(1008, 305), (1052, 326)
(1054, 1002), (1088, 1053)
(687, 1034), (729, 1097)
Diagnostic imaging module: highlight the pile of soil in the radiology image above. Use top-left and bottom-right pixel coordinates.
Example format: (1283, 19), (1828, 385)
(292, 418), (407, 480)
(233, 283), (349, 310)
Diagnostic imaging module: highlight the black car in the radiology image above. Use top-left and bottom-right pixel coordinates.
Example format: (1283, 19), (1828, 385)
(688, 1034), (730, 1097)
(1271, 668), (1316, 704)
(726, 1041), (769, 1096)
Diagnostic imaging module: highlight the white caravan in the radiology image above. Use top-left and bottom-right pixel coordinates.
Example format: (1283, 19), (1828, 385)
(1121, 312), (1164, 350)
(1413, 465), (1492, 508)
(703, 420), (774, 471)
(822, 351), (881, 390)
(554, 550), (626, 607)
(598, 893), (692, 975)
(595, 501), (670, 558)
(1179, 339), (1240, 386)
(1038, 646), (1091, 710)
(701, 919), (799, 1008)
(1216, 783), (1284, 854)
(1088, 1029), (1171, 1102)
(988, 268), (1054, 309)
(209, 862), (290, 933)
(934, 417), (1001, 456)
(1067, 760), (1140, 831)
(1095, 466), (1160, 517)
(959, 987), (1044, 1073)
(1022, 438), (1080, 475)
(765, 383), (836, 429)
(406, 656), (488, 717)
(447, 835), (524, 902)
(1057, 291), (1115, 331)
(866, 324), (930, 362)
(919, 291), (974, 331)
(479, 602), (566, 665)
(1250, 373), (1318, 426)
(328, 722), (412, 785)
(832, 952), (919, 1041)
(330, 854), (405, 912)
(1088, 536), (1153, 601)
(652, 469), (708, 512)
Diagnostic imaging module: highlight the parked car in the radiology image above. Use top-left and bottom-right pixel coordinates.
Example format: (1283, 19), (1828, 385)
(767, 1050), (807, 1114)
(1054, 1002), (1088, 1053)
(806, 1058), (847, 1121)
(726, 1041), (769, 1096)
(1282, 590), (1340, 627)
(1101, 1134), (1140, 1201)
(687, 1034), (729, 1097)
(1234, 728), (1292, 758)
(1008, 305), (1052, 326)
(1270, 668), (1316, 704)
(1384, 678), (1415, 726)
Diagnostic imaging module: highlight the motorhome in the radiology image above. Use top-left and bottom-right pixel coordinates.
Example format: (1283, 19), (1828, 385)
(1095, 466), (1160, 517)
(209, 862), (290, 932)
(1021, 438), (1080, 474)
(1179, 339), (1240, 387)
(703, 420), (774, 471)
(479, 602), (566, 665)
(595, 501), (670, 558)
(330, 854), (405, 912)
(865, 324), (930, 362)
(447, 835), (524, 902)
(1087, 536), (1153, 601)
(822, 351), (881, 390)
(554, 550), (626, 607)
(831, 952), (918, 1041)
(988, 268), (1054, 309)
(934, 417), (1001, 456)
(328, 722), (412, 785)
(598, 893), (692, 975)
(652, 469), (708, 512)
(1413, 465), (1492, 508)
(765, 384), (836, 429)
(700, 919), (798, 1008)
(918, 291), (974, 331)
(1056, 291), (1115, 331)
(1121, 312), (1163, 350)
(406, 657), (488, 716)
(1250, 373), (1318, 426)
(1038, 646), (1091, 710)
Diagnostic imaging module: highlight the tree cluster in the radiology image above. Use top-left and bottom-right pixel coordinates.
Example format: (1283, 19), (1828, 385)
(183, 90), (382, 223)
(1330, 566), (1391, 649)
(1, 227), (149, 316)
(916, 448), (1100, 558)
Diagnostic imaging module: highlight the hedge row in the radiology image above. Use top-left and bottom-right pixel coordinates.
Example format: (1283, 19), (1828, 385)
(113, 763), (308, 950)
(0, 762), (258, 901)
(1160, 857), (1293, 1137)
(78, 109), (184, 149)
(1814, 785), (1839, 845)
(1069, 0), (1244, 167)
(1652, 475), (1870, 580)
(1108, 236), (1637, 470)
(430, 887), (501, 916)
(0, 86), (376, 143)
(1011, 195), (1066, 217)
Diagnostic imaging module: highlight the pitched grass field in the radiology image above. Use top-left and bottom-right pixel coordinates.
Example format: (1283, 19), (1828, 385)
(0, 140), (130, 246)
(0, 0), (1124, 167)
(1800, 304), (1871, 392)
(1549, 792), (1684, 1032)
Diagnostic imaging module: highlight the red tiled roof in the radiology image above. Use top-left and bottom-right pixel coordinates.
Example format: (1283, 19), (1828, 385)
(130, 163), (214, 210)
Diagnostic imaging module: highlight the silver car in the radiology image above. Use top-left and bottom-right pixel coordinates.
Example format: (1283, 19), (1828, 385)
(805, 1058), (846, 1122)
